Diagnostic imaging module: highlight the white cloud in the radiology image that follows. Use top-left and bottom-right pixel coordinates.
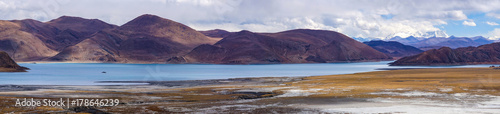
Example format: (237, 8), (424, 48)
(4, 0), (500, 39)
(463, 20), (476, 26)
(486, 28), (500, 40)
(487, 21), (499, 26)
(410, 10), (467, 20)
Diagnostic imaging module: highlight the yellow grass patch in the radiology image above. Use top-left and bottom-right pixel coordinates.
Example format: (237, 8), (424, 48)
(286, 68), (500, 98)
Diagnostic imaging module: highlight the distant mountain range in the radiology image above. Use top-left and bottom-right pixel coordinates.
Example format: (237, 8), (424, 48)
(351, 34), (496, 51)
(363, 40), (423, 58)
(353, 34), (500, 66)
(0, 14), (391, 64)
(387, 36), (495, 50)
(390, 42), (500, 66)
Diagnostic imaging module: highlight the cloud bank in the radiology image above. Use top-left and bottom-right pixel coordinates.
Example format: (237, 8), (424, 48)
(1, 0), (500, 39)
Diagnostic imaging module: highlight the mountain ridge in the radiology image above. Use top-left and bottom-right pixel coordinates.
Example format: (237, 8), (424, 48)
(177, 29), (392, 64)
(390, 42), (500, 66)
(2, 15), (395, 64)
(386, 36), (494, 50)
(363, 40), (424, 58)
(50, 14), (219, 63)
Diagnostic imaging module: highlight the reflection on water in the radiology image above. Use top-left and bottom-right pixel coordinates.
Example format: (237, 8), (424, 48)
(0, 61), (495, 85)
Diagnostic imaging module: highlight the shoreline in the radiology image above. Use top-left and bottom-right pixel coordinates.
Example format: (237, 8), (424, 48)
(17, 60), (396, 65)
(19, 60), (500, 66)
(0, 66), (494, 86)
(0, 68), (28, 72)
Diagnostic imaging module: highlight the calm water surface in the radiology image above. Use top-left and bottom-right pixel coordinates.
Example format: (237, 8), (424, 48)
(0, 61), (495, 85)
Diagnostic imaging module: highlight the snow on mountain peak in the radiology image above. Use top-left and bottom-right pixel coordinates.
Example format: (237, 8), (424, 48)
(385, 30), (449, 39)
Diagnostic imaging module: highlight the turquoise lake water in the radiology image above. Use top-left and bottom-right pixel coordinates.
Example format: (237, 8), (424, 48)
(0, 61), (495, 85)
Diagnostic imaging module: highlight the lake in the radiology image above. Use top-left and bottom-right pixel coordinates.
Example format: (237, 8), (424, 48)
(0, 61), (495, 85)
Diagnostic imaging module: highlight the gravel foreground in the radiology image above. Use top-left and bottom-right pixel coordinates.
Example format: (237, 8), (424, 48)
(0, 68), (499, 113)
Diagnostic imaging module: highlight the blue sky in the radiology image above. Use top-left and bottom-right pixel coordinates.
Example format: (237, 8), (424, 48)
(441, 12), (499, 37)
(1, 0), (500, 40)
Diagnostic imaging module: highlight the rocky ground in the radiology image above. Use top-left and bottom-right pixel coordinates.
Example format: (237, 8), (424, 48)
(0, 68), (499, 113)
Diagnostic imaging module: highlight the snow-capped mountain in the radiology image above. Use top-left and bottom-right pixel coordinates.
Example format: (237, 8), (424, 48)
(385, 30), (449, 39)
(386, 35), (494, 50)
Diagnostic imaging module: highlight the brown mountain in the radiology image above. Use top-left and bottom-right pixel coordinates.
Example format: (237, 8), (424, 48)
(119, 14), (219, 47)
(50, 14), (219, 63)
(364, 40), (423, 58)
(13, 16), (117, 51)
(1, 15), (391, 64)
(44, 16), (118, 50)
(0, 51), (28, 72)
(0, 16), (117, 61)
(199, 29), (233, 38)
(176, 29), (391, 64)
(0, 20), (58, 61)
(390, 42), (500, 66)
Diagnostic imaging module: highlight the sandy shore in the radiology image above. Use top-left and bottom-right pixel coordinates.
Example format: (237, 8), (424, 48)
(0, 68), (499, 113)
